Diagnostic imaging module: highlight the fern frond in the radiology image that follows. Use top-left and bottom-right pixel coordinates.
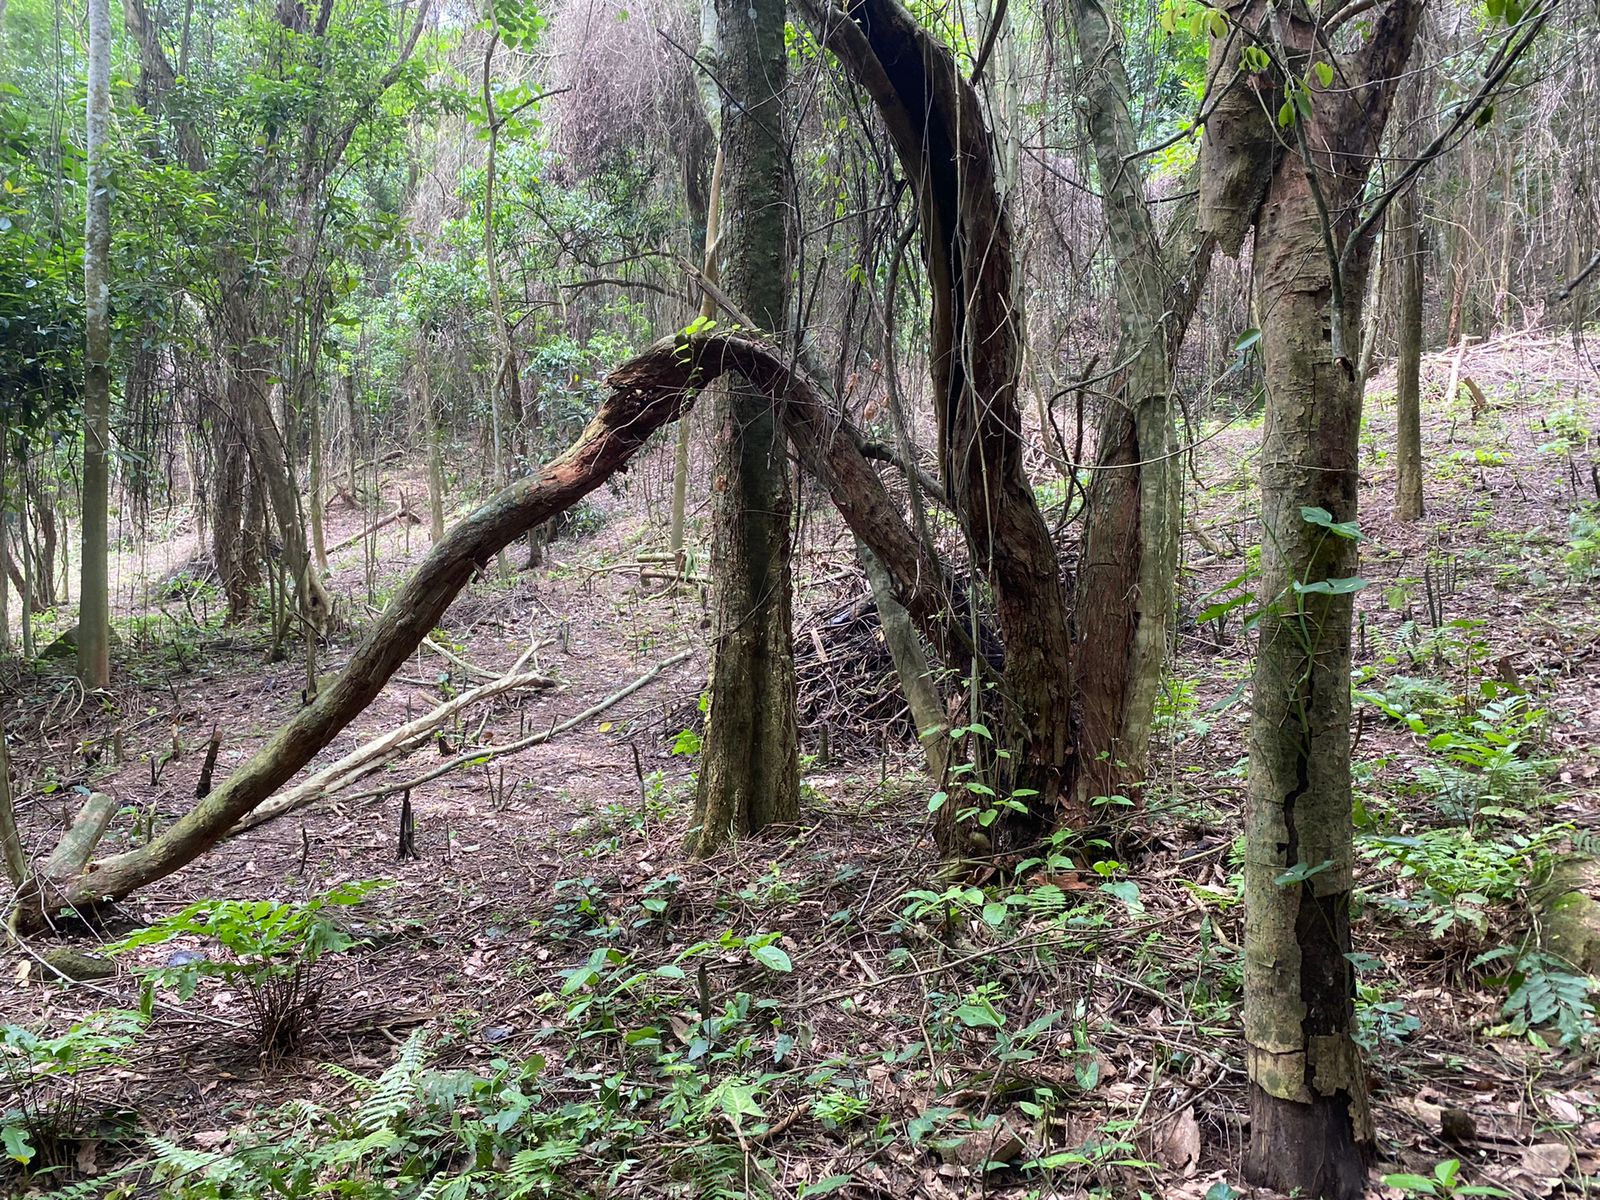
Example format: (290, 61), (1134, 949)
(356, 1029), (432, 1134)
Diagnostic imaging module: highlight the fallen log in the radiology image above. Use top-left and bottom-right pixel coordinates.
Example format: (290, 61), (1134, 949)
(9, 329), (959, 929)
(327, 503), (422, 556)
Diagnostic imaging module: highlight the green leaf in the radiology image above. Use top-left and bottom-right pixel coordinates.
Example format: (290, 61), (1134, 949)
(1275, 858), (1335, 885)
(1300, 505), (1364, 540)
(1293, 575), (1368, 595)
(928, 790), (949, 812)
(1313, 61), (1334, 87)
(1278, 99), (1296, 127)
(750, 944), (792, 973)
(1380, 1173), (1439, 1194)
(1101, 880), (1143, 914)
(798, 1176), (854, 1198)
(981, 902), (1007, 927)
(3, 1123), (34, 1164)
(954, 1003), (1003, 1029)
(1196, 591), (1257, 623)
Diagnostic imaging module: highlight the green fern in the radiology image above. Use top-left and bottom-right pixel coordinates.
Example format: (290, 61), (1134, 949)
(354, 1029), (431, 1134)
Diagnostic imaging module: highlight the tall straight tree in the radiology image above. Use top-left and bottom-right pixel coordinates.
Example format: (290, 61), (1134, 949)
(77, 0), (113, 688)
(1196, 0), (1473, 1192)
(1393, 73), (1428, 523)
(689, 0), (799, 853)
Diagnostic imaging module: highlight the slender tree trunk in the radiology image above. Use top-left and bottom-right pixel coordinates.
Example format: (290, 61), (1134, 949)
(422, 339), (446, 544)
(0, 504), (12, 654)
(77, 0), (113, 688)
(1393, 133), (1426, 522)
(1245, 187), (1374, 1197)
(859, 541), (947, 779)
(672, 146), (725, 564)
(1220, 4), (1421, 1195)
(690, 0), (799, 854)
(309, 381), (329, 571)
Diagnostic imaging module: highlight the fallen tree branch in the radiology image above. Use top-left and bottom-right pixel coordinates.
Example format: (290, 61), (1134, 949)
(234, 649), (555, 831)
(42, 792), (119, 883)
(327, 503), (420, 556)
(421, 635), (506, 682)
(341, 647), (694, 806)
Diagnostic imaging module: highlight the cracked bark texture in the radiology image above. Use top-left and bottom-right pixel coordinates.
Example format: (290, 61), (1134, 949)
(1233, 3), (1422, 1195)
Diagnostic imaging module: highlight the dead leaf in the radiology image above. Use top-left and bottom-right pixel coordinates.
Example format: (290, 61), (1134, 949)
(1544, 1094), (1581, 1124)
(1157, 1106), (1201, 1178)
(1518, 1142), (1570, 1180)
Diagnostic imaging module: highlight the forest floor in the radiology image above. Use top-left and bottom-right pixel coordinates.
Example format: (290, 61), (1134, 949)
(4, 330), (1600, 1199)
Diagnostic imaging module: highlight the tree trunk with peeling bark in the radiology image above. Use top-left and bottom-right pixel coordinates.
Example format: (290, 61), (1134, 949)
(1202, 3), (1422, 1194)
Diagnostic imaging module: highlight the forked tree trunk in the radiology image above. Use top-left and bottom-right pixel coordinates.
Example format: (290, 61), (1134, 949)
(797, 0), (1075, 851)
(690, 0), (799, 854)
(1065, 0), (1216, 806)
(9, 331), (938, 930)
(1210, 3), (1422, 1195)
(77, 0), (113, 689)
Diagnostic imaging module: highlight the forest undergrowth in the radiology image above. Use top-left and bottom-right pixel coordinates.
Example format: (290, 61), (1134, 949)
(4, 337), (1599, 1198)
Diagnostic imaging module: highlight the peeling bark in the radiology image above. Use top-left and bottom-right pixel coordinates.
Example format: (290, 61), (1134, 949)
(1230, 3), (1423, 1194)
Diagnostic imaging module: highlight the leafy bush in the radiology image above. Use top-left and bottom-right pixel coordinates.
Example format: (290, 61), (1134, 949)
(1361, 681), (1553, 820)
(1474, 947), (1599, 1049)
(110, 880), (389, 1055)
(1360, 828), (1560, 939)
(1566, 502), (1600, 580)
(1, 1009), (146, 1175)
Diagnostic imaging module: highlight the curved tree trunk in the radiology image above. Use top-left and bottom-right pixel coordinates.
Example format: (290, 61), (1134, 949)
(10, 331), (941, 930)
(796, 0), (1075, 852)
